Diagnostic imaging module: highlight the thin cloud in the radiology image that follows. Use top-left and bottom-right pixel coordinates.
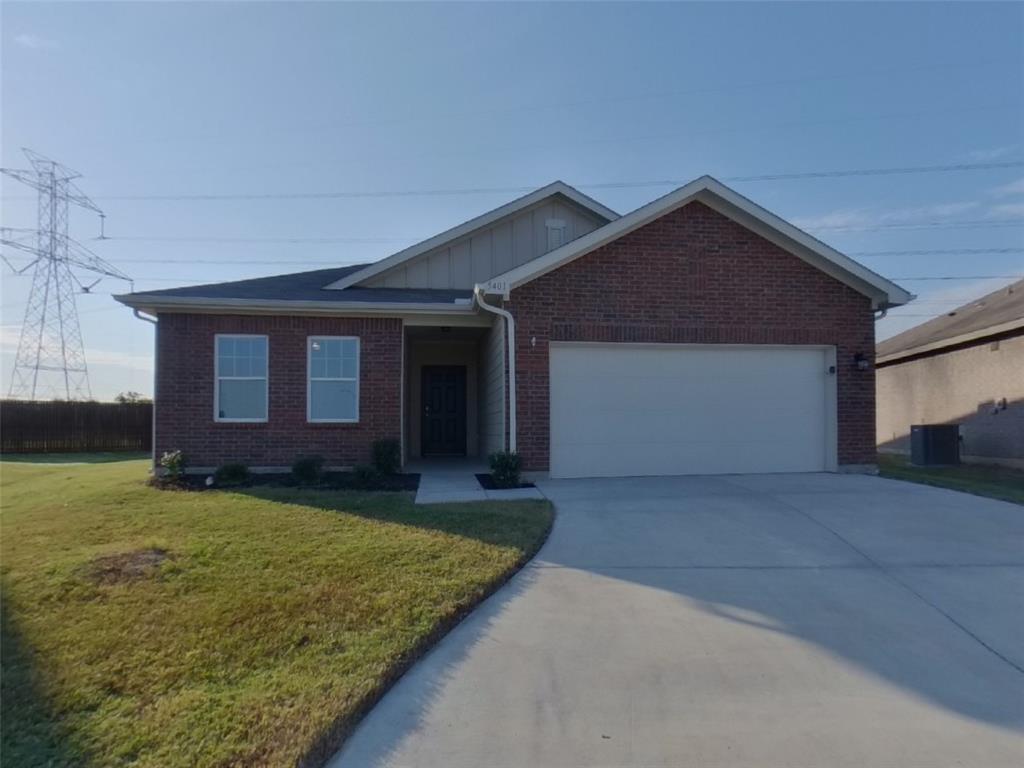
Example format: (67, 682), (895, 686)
(14, 33), (59, 50)
(990, 178), (1024, 197)
(967, 145), (1017, 162)
(792, 201), (980, 231)
(0, 326), (151, 372)
(988, 202), (1024, 219)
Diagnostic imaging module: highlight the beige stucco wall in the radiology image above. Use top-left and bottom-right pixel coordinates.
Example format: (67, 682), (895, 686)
(876, 333), (1024, 463)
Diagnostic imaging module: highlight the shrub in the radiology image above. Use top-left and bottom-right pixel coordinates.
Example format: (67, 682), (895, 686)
(371, 439), (401, 476)
(159, 450), (187, 480)
(352, 464), (379, 490)
(214, 462), (250, 487)
(488, 450), (521, 489)
(291, 455), (326, 485)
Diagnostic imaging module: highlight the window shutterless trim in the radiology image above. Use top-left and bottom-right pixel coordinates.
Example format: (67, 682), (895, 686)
(307, 336), (360, 423)
(213, 333), (269, 423)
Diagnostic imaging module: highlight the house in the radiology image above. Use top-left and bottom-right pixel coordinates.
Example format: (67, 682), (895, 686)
(876, 279), (1024, 468)
(115, 176), (911, 478)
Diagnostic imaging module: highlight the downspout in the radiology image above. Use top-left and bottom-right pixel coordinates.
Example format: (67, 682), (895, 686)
(473, 285), (516, 454)
(132, 309), (158, 470)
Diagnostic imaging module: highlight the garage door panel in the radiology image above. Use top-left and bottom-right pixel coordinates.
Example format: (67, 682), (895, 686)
(550, 344), (832, 478)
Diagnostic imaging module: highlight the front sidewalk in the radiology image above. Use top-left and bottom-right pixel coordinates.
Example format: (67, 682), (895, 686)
(408, 458), (545, 504)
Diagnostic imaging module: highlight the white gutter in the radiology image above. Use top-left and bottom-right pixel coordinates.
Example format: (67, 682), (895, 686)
(473, 285), (516, 454)
(132, 309), (159, 471)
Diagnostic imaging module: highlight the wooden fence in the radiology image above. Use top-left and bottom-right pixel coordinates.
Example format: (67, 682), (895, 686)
(1, 400), (153, 454)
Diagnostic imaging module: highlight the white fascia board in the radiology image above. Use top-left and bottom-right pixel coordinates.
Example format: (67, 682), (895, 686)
(323, 181), (619, 291)
(113, 293), (480, 317)
(876, 317), (1024, 365)
(484, 176), (914, 309)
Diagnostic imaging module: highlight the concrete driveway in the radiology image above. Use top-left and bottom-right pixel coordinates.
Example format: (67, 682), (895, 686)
(330, 473), (1024, 767)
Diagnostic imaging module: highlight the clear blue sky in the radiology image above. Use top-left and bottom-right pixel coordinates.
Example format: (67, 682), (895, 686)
(2, 1), (1022, 399)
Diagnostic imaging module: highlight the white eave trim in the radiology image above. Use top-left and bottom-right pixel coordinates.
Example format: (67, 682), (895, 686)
(323, 181), (620, 291)
(481, 175), (914, 309)
(876, 317), (1024, 365)
(114, 294), (478, 316)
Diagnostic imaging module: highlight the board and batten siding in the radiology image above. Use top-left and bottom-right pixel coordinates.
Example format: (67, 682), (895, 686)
(365, 196), (605, 289)
(479, 319), (506, 456)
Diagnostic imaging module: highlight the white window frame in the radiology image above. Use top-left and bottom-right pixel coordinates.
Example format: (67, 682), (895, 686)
(307, 336), (360, 423)
(213, 333), (269, 423)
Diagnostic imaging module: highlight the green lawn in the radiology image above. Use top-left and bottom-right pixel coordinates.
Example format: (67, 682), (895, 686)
(0, 458), (553, 767)
(878, 454), (1024, 505)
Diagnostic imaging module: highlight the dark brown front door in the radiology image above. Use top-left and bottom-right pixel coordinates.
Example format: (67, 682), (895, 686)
(421, 365), (467, 456)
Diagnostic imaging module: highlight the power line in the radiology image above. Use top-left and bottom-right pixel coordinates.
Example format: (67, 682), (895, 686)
(853, 247), (1024, 257)
(73, 225), (1024, 253)
(102, 235), (415, 244)
(6, 160), (1018, 203)
(807, 219), (1024, 232)
(892, 275), (1024, 281)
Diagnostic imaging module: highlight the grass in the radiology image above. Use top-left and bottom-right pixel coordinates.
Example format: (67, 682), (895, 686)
(0, 457), (553, 767)
(877, 453), (1024, 505)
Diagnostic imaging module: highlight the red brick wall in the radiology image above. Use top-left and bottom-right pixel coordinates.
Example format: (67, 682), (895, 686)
(508, 201), (877, 470)
(155, 314), (402, 468)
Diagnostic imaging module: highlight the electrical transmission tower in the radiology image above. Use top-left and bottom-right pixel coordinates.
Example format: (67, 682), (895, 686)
(1, 149), (132, 400)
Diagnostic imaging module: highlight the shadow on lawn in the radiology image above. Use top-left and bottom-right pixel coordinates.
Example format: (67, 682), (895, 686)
(1, 451), (149, 465)
(1, 597), (85, 767)
(235, 485), (552, 550)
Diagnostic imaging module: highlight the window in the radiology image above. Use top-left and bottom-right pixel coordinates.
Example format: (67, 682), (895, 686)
(545, 218), (567, 252)
(308, 337), (359, 422)
(215, 335), (268, 422)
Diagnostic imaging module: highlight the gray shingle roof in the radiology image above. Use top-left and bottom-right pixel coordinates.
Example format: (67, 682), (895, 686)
(121, 265), (473, 305)
(877, 278), (1024, 359)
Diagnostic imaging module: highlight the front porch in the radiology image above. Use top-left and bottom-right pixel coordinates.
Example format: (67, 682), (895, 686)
(403, 321), (506, 465)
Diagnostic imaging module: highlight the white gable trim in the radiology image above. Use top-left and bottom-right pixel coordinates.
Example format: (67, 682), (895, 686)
(481, 176), (914, 309)
(324, 181), (619, 291)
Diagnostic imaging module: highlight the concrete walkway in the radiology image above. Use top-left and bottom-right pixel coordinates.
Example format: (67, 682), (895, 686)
(410, 458), (545, 504)
(331, 473), (1024, 767)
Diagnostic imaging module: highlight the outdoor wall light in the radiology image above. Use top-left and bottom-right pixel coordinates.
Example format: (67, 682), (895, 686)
(854, 353), (870, 371)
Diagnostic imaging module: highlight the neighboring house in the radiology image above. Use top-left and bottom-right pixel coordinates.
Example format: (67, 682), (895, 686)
(116, 176), (911, 478)
(876, 279), (1024, 467)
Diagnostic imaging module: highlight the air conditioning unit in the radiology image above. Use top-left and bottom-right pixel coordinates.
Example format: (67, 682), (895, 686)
(910, 424), (960, 466)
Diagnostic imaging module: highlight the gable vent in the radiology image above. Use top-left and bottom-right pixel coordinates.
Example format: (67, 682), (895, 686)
(545, 218), (567, 252)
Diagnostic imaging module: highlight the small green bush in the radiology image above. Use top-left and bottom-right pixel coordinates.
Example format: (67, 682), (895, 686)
(291, 455), (326, 485)
(214, 462), (250, 487)
(488, 450), (521, 489)
(352, 464), (379, 490)
(371, 439), (401, 476)
(159, 450), (187, 480)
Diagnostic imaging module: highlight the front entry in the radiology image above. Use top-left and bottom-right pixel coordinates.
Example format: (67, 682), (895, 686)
(421, 365), (467, 456)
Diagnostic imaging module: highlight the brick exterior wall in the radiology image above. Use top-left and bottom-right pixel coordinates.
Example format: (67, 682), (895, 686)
(155, 314), (402, 469)
(507, 200), (877, 471)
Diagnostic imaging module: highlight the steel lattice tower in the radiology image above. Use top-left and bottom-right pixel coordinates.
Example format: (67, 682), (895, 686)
(1, 149), (132, 400)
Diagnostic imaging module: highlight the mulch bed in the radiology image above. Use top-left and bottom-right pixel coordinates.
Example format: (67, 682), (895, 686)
(156, 472), (420, 493)
(475, 473), (535, 490)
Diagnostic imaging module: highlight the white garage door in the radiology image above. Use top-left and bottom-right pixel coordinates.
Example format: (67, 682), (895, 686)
(549, 343), (836, 478)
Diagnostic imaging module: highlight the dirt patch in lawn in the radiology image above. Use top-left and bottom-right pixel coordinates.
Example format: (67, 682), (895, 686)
(86, 548), (172, 585)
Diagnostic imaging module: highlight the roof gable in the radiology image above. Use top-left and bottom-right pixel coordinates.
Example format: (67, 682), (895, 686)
(324, 181), (618, 291)
(481, 176), (913, 310)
